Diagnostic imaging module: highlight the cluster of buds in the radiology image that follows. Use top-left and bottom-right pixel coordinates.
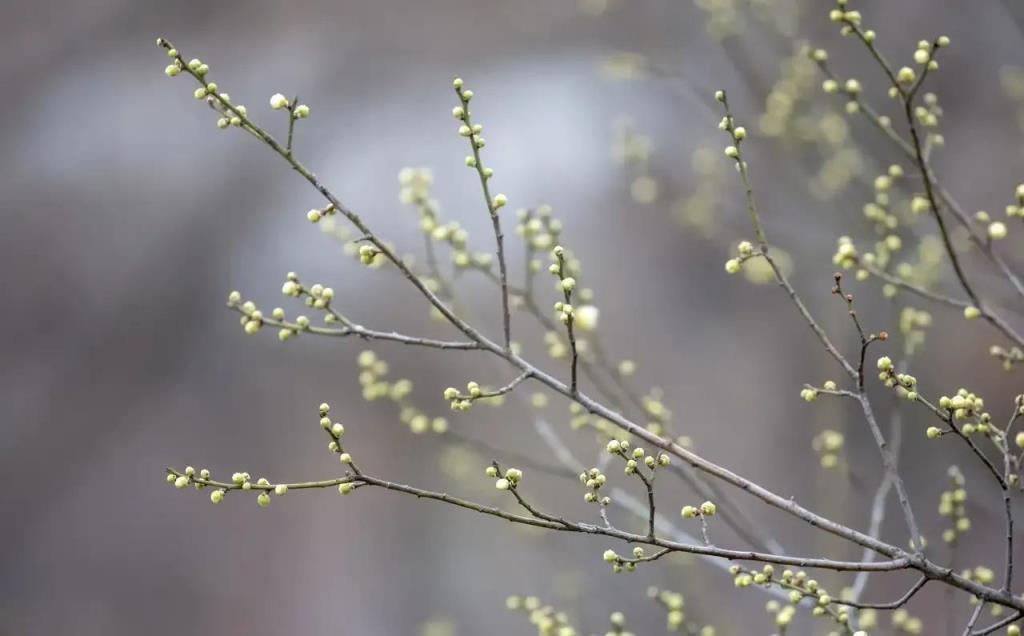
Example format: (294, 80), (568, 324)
(961, 565), (996, 588)
(505, 596), (577, 635)
(601, 548), (641, 574)
(442, 379), (514, 413)
(812, 430), (845, 469)
(354, 351), (446, 433)
(356, 350), (395, 400)
(516, 205), (561, 256)
(1006, 183), (1024, 219)
(486, 465), (523, 491)
(227, 293), (266, 336)
(912, 38), (944, 71)
(444, 382), (482, 411)
(304, 204), (336, 224)
(395, 168), (494, 271)
(877, 357), (919, 400)
(358, 243), (381, 266)
(989, 344), (1024, 372)
(800, 387), (819, 402)
(645, 587), (694, 633)
(167, 465), (208, 490)
(899, 307), (932, 355)
(937, 388), (987, 425)
(606, 438), (670, 475)
(642, 389), (673, 436)
(680, 501), (717, 519)
(549, 246), (576, 324)
(579, 467), (611, 505)
(889, 608), (924, 634)
(736, 565), (849, 625)
(938, 466), (970, 542)
(765, 600), (797, 627)
(724, 240), (755, 275)
(828, 0), (862, 31)
(832, 236), (858, 269)
(914, 92), (943, 134)
(280, 273), (342, 326)
(268, 92), (309, 118)
(861, 188), (901, 235)
(713, 92), (747, 169)
(166, 464), (289, 508)
(398, 167), (435, 210)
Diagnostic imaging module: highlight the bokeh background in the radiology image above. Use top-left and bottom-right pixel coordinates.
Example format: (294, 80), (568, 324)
(4, 0), (1024, 634)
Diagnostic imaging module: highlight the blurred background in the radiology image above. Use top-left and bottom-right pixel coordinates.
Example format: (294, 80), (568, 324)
(4, 0), (1024, 633)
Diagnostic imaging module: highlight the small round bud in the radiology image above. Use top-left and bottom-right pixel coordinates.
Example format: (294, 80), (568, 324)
(492, 194), (508, 209)
(269, 93), (289, 110)
(275, 484), (288, 496)
(964, 306), (981, 320)
(306, 209), (322, 223)
(989, 221), (1008, 240)
(699, 501), (717, 516)
(210, 489), (225, 503)
(257, 492), (271, 507)
(603, 549), (618, 562)
(294, 104), (310, 118)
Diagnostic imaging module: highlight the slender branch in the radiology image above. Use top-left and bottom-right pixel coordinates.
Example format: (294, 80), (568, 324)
(455, 82), (512, 350)
(166, 468), (909, 572)
(843, 576), (928, 610)
(718, 92), (922, 552)
(964, 602), (986, 636)
(228, 305), (481, 350)
(849, 403), (904, 606)
(971, 611), (1022, 636)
